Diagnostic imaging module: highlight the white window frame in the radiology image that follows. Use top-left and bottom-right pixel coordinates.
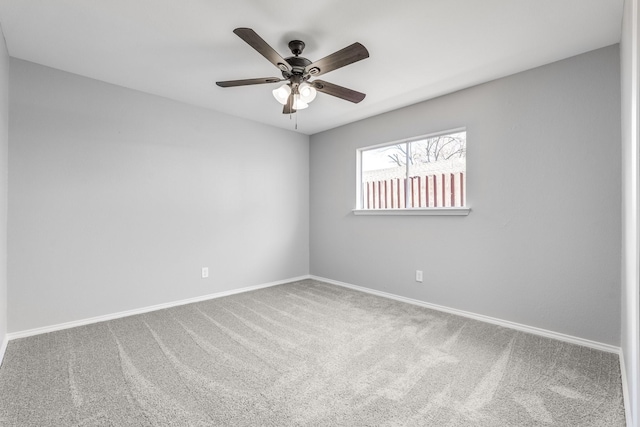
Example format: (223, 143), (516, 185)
(354, 128), (470, 216)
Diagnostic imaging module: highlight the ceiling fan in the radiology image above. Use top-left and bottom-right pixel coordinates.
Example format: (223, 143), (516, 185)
(216, 28), (369, 114)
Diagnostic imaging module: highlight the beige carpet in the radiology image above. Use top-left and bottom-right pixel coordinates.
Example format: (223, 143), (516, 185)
(0, 279), (626, 426)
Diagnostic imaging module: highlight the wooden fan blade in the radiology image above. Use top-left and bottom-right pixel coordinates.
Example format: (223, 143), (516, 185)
(233, 28), (292, 74)
(216, 77), (283, 87)
(304, 42), (369, 77)
(282, 93), (296, 114)
(311, 80), (366, 103)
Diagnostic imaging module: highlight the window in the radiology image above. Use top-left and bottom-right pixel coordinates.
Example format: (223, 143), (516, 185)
(355, 129), (469, 215)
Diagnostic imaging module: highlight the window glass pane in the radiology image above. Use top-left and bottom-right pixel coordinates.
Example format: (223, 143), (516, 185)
(407, 131), (466, 207)
(361, 144), (407, 209)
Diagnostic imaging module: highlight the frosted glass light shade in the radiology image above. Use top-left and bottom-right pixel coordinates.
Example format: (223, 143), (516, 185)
(292, 95), (308, 110)
(298, 82), (317, 103)
(272, 84), (291, 105)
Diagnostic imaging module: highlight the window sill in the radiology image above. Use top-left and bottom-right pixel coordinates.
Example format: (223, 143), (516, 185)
(352, 208), (471, 216)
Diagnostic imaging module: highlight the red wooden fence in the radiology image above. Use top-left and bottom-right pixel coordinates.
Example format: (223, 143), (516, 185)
(363, 172), (465, 209)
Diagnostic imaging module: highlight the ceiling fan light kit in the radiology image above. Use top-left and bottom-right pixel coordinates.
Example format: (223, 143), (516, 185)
(216, 28), (369, 115)
(273, 82), (316, 110)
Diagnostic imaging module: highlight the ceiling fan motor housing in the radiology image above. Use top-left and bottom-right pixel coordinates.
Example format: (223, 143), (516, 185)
(283, 55), (312, 78)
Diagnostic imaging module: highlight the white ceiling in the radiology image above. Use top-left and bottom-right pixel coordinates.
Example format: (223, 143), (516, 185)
(0, 0), (624, 135)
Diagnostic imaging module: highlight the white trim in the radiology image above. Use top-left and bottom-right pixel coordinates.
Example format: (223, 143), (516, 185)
(619, 350), (633, 427)
(632, 0), (640, 423)
(0, 335), (7, 367)
(355, 128), (467, 211)
(5, 273), (621, 358)
(623, 0), (640, 424)
(310, 275), (620, 354)
(358, 127), (468, 152)
(353, 208), (470, 216)
(7, 275), (310, 340)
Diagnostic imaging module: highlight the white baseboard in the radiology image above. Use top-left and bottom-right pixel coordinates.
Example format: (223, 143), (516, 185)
(9, 274), (621, 355)
(310, 275), (621, 354)
(7, 275), (311, 341)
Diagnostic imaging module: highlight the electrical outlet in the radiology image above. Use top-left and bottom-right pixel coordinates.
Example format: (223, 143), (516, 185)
(202, 267), (209, 278)
(415, 270), (423, 282)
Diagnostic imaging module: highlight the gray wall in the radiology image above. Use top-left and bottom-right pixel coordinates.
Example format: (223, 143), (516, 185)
(8, 59), (309, 333)
(0, 26), (8, 351)
(620, 0), (639, 422)
(310, 45), (621, 346)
